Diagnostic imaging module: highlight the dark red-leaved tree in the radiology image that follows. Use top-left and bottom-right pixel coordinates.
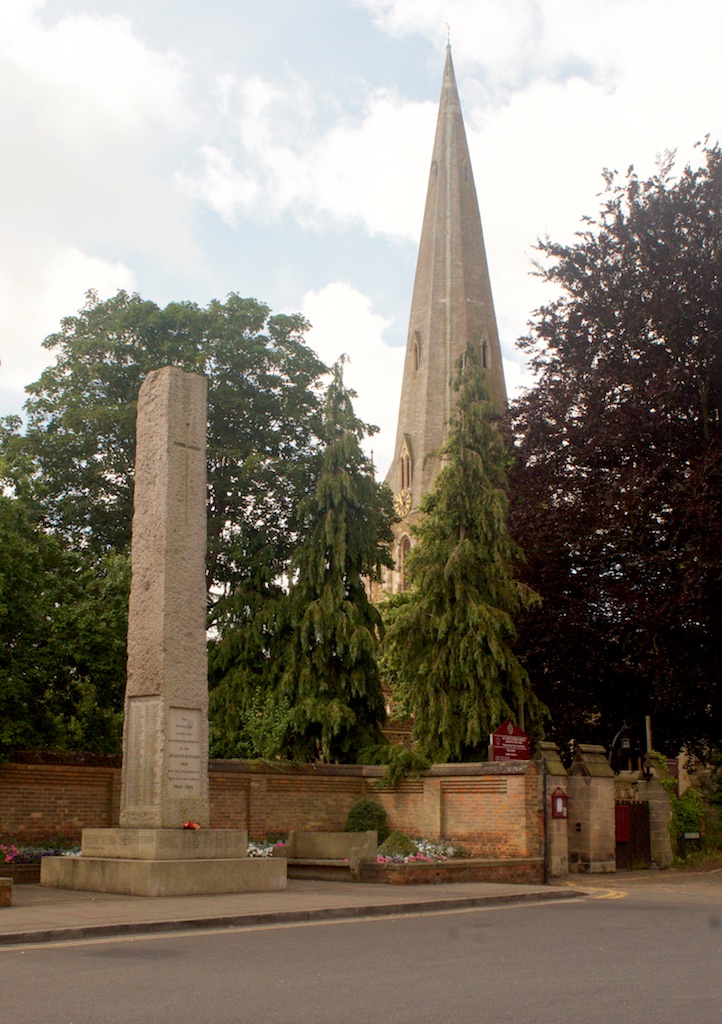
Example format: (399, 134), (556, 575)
(510, 142), (722, 759)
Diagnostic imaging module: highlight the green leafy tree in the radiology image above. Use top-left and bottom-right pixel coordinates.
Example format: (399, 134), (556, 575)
(510, 142), (722, 757)
(385, 349), (544, 763)
(377, 592), (414, 720)
(208, 586), (288, 758)
(1, 290), (327, 755)
(0, 484), (61, 757)
(209, 684), (292, 761)
(45, 551), (130, 755)
(19, 289), (327, 600)
(280, 360), (396, 762)
(0, 425), (129, 756)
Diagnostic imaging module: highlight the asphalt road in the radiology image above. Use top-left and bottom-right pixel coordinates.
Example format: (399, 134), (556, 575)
(3, 888), (721, 1024)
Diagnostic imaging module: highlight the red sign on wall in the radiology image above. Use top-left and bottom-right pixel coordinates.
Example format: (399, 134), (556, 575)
(490, 719), (530, 761)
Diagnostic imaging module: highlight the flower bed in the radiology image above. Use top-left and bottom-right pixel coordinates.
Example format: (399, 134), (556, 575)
(376, 838), (458, 864)
(247, 840), (286, 858)
(1, 842), (81, 883)
(368, 834), (544, 884)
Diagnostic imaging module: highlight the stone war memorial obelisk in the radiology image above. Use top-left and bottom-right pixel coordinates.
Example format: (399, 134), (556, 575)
(42, 367), (286, 896)
(121, 365), (210, 831)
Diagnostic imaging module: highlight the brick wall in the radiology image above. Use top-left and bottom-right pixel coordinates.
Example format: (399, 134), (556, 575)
(217, 762), (542, 857)
(1, 756), (541, 858)
(0, 761), (120, 842)
(374, 779), (426, 836)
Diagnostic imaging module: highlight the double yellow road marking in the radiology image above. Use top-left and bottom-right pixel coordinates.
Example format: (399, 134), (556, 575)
(565, 882), (628, 900)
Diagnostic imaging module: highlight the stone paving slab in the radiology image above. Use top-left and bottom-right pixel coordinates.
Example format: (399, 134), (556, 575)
(0, 879), (578, 947)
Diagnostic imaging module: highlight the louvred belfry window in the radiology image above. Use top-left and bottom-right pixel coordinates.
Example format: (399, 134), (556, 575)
(398, 437), (413, 490)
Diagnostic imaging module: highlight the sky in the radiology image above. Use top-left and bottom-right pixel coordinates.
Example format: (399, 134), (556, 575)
(2, 0), (721, 478)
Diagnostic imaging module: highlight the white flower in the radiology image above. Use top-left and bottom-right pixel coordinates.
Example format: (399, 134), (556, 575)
(247, 841), (274, 858)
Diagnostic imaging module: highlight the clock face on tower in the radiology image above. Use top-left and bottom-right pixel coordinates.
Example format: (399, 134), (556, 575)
(394, 488), (412, 517)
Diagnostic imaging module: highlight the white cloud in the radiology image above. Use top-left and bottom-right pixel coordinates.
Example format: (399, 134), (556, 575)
(181, 78), (434, 242)
(357, 0), (722, 97)
(468, 46), (719, 378)
(352, 0), (720, 399)
(302, 282), (404, 477)
(308, 94), (434, 240)
(180, 0), (722, 378)
(0, 245), (136, 410)
(358, 0), (548, 85)
(0, 3), (202, 412)
(4, 0), (721, 450)
(4, 9), (184, 129)
(183, 0), (722, 451)
(182, 145), (261, 223)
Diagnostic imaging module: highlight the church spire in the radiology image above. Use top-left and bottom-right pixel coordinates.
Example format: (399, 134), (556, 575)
(386, 47), (507, 508)
(384, 46), (507, 590)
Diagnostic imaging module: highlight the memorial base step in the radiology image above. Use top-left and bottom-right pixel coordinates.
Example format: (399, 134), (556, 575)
(80, 827), (249, 861)
(40, 854), (286, 897)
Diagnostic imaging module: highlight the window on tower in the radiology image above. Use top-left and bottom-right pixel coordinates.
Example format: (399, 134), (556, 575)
(399, 437), (413, 491)
(399, 453), (412, 490)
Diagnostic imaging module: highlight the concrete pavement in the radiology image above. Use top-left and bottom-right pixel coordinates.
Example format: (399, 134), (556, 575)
(0, 877), (579, 947)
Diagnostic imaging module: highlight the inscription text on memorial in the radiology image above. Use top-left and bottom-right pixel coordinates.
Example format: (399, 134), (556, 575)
(168, 707), (202, 797)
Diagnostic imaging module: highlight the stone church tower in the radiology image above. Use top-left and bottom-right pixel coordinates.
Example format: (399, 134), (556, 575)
(383, 45), (508, 594)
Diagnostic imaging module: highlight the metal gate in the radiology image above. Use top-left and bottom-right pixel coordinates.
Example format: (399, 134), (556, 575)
(615, 801), (651, 870)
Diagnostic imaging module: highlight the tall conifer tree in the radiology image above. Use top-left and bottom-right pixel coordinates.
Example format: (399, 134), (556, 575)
(281, 359), (395, 762)
(386, 349), (544, 762)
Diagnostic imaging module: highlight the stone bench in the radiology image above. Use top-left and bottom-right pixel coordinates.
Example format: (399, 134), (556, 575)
(281, 831), (377, 881)
(0, 877), (12, 908)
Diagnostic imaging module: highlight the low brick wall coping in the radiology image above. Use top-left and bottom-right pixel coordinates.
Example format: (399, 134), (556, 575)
(209, 759), (534, 779)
